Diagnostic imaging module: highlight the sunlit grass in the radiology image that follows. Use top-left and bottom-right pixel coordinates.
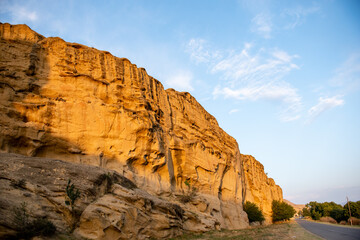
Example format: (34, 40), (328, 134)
(170, 221), (322, 240)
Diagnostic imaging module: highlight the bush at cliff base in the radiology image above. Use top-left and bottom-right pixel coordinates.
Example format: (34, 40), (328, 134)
(272, 200), (296, 222)
(243, 201), (265, 223)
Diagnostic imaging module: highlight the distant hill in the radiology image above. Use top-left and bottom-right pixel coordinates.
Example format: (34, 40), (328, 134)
(284, 199), (305, 213)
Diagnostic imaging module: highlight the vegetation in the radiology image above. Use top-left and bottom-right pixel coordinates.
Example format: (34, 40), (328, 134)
(65, 179), (81, 232)
(301, 201), (360, 223)
(272, 200), (296, 222)
(344, 201), (360, 219)
(10, 178), (26, 189)
(243, 201), (265, 223)
(65, 179), (80, 211)
(13, 202), (56, 239)
(179, 180), (197, 203)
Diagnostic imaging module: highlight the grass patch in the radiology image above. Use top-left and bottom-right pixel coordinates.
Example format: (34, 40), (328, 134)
(170, 221), (322, 240)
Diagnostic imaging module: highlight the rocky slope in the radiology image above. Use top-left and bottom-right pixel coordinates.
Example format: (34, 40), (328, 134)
(0, 23), (283, 238)
(0, 153), (205, 239)
(283, 199), (305, 216)
(242, 154), (283, 223)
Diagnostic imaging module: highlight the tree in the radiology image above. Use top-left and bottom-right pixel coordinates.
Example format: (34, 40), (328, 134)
(321, 202), (343, 217)
(330, 208), (345, 223)
(243, 201), (265, 223)
(272, 200), (296, 222)
(306, 201), (325, 220)
(311, 211), (321, 220)
(302, 207), (311, 217)
(344, 201), (360, 219)
(304, 201), (350, 221)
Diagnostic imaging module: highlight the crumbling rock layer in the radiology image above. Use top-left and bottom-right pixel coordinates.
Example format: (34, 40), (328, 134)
(0, 23), (283, 237)
(0, 153), (212, 239)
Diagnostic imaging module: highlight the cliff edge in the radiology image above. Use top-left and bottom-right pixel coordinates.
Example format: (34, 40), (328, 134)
(0, 23), (283, 238)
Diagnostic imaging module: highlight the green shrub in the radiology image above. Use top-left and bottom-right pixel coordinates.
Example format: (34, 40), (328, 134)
(311, 211), (321, 220)
(65, 179), (80, 211)
(330, 208), (345, 223)
(178, 180), (197, 203)
(272, 200), (296, 222)
(302, 207), (311, 217)
(65, 179), (81, 232)
(243, 201), (265, 223)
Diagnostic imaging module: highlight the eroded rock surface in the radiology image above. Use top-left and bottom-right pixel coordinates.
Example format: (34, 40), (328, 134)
(0, 23), (283, 237)
(242, 154), (283, 223)
(0, 153), (220, 239)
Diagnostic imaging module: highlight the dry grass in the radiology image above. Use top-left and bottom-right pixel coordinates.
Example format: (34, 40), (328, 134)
(170, 221), (322, 240)
(305, 218), (360, 228)
(319, 216), (337, 224)
(349, 217), (360, 225)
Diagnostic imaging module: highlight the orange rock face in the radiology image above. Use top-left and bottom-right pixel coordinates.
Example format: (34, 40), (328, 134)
(0, 23), (283, 231)
(242, 154), (283, 223)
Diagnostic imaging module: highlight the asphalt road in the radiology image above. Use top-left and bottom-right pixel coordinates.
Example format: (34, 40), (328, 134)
(296, 219), (360, 240)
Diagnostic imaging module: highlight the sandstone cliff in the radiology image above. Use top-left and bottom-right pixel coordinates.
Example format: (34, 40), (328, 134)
(242, 154), (283, 223)
(0, 23), (283, 238)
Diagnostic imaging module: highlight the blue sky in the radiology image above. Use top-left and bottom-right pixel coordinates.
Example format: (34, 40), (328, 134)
(1, 0), (359, 204)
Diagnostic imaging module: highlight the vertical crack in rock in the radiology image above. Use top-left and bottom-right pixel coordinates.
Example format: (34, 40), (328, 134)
(167, 148), (176, 191)
(26, 43), (40, 76)
(165, 92), (176, 190)
(239, 153), (247, 204)
(218, 164), (229, 200)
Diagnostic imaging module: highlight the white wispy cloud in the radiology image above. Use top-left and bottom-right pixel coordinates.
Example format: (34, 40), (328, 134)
(213, 84), (299, 102)
(251, 13), (272, 39)
(186, 38), (221, 64)
(304, 54), (359, 124)
(1, 2), (38, 23)
(331, 53), (360, 92)
(211, 44), (301, 121)
(165, 70), (194, 92)
(306, 96), (344, 123)
(283, 5), (320, 29)
(229, 109), (239, 114)
(211, 47), (299, 86)
(186, 39), (302, 121)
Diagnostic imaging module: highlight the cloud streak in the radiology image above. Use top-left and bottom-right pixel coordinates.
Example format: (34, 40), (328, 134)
(1, 2), (38, 23)
(282, 5), (320, 29)
(207, 43), (302, 121)
(229, 109), (239, 114)
(251, 13), (272, 39)
(306, 96), (344, 123)
(331, 53), (360, 92)
(186, 39), (302, 121)
(186, 38), (221, 64)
